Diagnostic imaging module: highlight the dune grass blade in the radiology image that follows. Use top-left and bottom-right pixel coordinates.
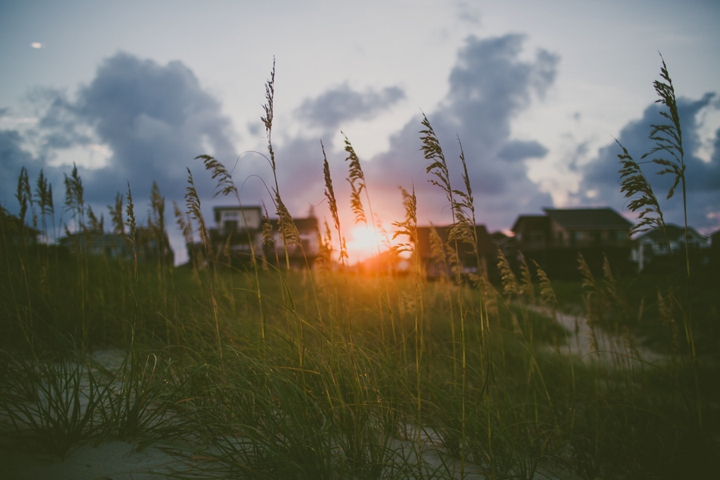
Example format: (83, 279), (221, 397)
(643, 55), (690, 278)
(343, 133), (368, 227)
(617, 140), (668, 242)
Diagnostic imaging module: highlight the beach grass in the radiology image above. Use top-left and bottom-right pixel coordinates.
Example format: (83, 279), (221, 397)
(1, 58), (719, 479)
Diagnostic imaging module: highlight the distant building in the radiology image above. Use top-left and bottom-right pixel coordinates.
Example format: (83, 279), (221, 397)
(511, 207), (634, 278)
(633, 224), (710, 273)
(201, 205), (320, 269)
(209, 206), (265, 260)
(59, 228), (174, 265)
(513, 208), (632, 250)
(59, 232), (129, 258)
(264, 215), (321, 269)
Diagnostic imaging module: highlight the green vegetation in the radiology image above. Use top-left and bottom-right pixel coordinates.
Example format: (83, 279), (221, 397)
(1, 59), (718, 479)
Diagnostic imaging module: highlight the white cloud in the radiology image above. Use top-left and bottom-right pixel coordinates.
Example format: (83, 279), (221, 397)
(47, 143), (111, 170)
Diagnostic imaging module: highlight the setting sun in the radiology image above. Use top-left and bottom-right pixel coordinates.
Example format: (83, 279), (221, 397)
(345, 223), (398, 263)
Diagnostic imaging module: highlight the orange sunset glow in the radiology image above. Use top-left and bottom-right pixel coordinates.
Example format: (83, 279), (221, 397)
(345, 222), (401, 263)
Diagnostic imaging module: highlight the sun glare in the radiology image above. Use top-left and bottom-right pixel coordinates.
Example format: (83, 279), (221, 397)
(345, 223), (395, 263)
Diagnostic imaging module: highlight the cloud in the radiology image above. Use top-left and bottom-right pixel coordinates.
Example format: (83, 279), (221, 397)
(3, 36), (562, 262)
(498, 140), (548, 162)
(5, 53), (242, 208)
(455, 1), (481, 24)
(295, 84), (405, 131)
(576, 92), (720, 233)
(358, 34), (558, 230)
(257, 34), (558, 235)
(75, 53), (238, 196)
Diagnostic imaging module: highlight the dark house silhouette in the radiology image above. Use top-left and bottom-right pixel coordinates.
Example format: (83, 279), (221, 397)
(512, 207), (634, 278)
(634, 224), (711, 274)
(59, 228), (174, 265)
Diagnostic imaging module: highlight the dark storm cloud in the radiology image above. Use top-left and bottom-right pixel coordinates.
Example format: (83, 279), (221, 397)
(35, 90), (94, 149)
(577, 92), (720, 232)
(295, 84), (405, 131)
(21, 53), (240, 205)
(359, 34), (558, 230)
(78, 53), (237, 197)
(498, 140), (548, 162)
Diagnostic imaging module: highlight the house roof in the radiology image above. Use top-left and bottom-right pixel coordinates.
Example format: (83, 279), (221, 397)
(543, 208), (632, 230)
(637, 224), (705, 243)
(511, 215), (549, 233)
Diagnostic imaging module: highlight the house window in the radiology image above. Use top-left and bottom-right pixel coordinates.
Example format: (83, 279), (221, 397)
(616, 231), (626, 242)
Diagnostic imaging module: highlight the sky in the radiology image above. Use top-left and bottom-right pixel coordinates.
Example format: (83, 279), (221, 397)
(1, 0), (719, 263)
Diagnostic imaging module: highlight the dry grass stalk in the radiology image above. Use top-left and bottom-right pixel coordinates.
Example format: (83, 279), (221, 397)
(657, 289), (680, 352)
(420, 113), (453, 208)
(343, 133), (367, 226)
(497, 250), (519, 298)
(428, 224), (450, 278)
(518, 253), (535, 305)
(183, 169), (209, 257)
(125, 182), (138, 276)
(109, 192), (124, 236)
(322, 141), (347, 264)
(449, 140), (480, 264)
(644, 56), (690, 277)
(392, 186), (418, 258)
(35, 169), (53, 237)
(63, 164), (85, 231)
(261, 59), (276, 173)
(195, 154), (239, 199)
(85, 206), (104, 235)
(644, 56), (684, 201)
(173, 200), (193, 247)
(617, 140), (666, 238)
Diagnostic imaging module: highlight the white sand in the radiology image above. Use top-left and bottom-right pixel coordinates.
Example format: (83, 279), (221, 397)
(0, 440), (189, 480)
